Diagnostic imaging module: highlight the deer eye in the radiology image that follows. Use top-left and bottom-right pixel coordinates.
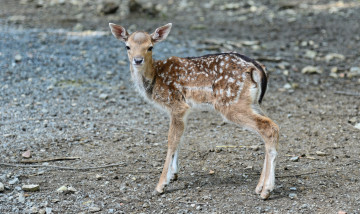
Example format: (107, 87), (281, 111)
(126, 46), (130, 50)
(147, 46), (153, 51)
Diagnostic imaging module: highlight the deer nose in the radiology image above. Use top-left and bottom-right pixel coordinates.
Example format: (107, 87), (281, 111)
(133, 57), (144, 65)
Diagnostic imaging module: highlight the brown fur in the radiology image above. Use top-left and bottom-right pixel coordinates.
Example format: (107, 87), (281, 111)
(109, 23), (279, 200)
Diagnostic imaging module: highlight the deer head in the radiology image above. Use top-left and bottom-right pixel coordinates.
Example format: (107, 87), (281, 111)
(109, 23), (172, 76)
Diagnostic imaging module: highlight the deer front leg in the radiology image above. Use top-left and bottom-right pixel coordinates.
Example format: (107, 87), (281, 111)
(154, 111), (187, 195)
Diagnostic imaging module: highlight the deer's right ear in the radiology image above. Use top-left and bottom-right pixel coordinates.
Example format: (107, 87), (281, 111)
(109, 23), (129, 42)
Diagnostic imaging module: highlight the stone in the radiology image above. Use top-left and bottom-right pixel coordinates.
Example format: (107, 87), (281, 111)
(289, 193), (297, 199)
(290, 187), (297, 191)
(316, 151), (328, 156)
(56, 185), (68, 193)
(89, 206), (101, 212)
(98, 2), (119, 15)
(0, 182), (4, 192)
(99, 93), (109, 100)
(348, 67), (360, 78)
(9, 177), (19, 185)
(290, 156), (299, 162)
(304, 50), (317, 59)
(14, 54), (22, 62)
(22, 150), (31, 158)
(18, 193), (25, 203)
(354, 123), (360, 130)
(22, 184), (40, 192)
(325, 53), (345, 62)
(67, 186), (77, 193)
(30, 207), (38, 214)
(301, 66), (323, 74)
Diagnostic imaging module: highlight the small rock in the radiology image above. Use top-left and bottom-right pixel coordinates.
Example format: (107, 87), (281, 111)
(301, 66), (323, 74)
(325, 53), (345, 62)
(9, 177), (19, 185)
(96, 174), (103, 180)
(290, 156), (299, 162)
(14, 54), (22, 62)
(338, 211), (347, 214)
(56, 185), (68, 193)
(67, 186), (77, 193)
(304, 50), (317, 59)
(98, 2), (119, 15)
(89, 206), (101, 212)
(348, 67), (360, 78)
(45, 208), (52, 213)
(0, 182), (4, 192)
(22, 184), (40, 192)
(73, 23), (84, 31)
(18, 193), (25, 203)
(290, 187), (297, 191)
(289, 193), (297, 199)
(349, 117), (357, 124)
(99, 93), (109, 100)
(283, 83), (292, 89)
(209, 170), (215, 175)
(22, 150), (32, 158)
(354, 123), (360, 130)
(316, 151), (328, 156)
(30, 207), (38, 214)
(38, 209), (46, 214)
(190, 203), (196, 207)
(117, 60), (127, 65)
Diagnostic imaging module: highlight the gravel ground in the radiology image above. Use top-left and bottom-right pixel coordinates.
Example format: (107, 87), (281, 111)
(1, 0), (360, 213)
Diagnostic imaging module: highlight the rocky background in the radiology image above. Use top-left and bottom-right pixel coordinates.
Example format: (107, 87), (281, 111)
(1, 0), (360, 213)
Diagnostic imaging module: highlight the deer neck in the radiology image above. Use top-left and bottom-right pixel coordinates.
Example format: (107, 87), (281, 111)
(130, 59), (156, 99)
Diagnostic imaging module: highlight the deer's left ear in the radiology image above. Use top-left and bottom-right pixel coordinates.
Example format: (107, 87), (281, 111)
(151, 23), (172, 43)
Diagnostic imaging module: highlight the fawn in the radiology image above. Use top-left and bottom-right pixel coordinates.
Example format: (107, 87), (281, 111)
(109, 23), (279, 199)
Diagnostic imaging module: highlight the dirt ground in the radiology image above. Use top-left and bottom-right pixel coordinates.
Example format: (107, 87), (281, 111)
(1, 0), (360, 213)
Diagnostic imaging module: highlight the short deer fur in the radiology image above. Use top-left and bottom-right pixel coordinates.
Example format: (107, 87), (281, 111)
(109, 23), (279, 199)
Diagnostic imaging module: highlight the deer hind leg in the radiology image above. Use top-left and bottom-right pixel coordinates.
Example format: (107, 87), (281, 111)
(154, 108), (189, 195)
(222, 105), (279, 200)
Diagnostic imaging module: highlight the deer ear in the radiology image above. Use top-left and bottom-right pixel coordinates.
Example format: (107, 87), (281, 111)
(109, 23), (129, 42)
(151, 23), (172, 43)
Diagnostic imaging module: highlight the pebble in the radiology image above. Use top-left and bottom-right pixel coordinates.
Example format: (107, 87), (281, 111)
(30, 207), (38, 214)
(99, 93), (109, 100)
(89, 206), (101, 212)
(22, 184), (40, 192)
(354, 123), (360, 130)
(304, 50), (317, 59)
(289, 193), (297, 199)
(98, 2), (119, 14)
(348, 67), (360, 78)
(56, 185), (68, 193)
(14, 54), (22, 62)
(9, 177), (19, 185)
(290, 187), (297, 191)
(316, 151), (328, 156)
(0, 182), (4, 192)
(290, 156), (299, 162)
(301, 66), (323, 74)
(67, 186), (77, 193)
(325, 53), (345, 62)
(18, 193), (25, 203)
(96, 174), (103, 180)
(22, 150), (32, 158)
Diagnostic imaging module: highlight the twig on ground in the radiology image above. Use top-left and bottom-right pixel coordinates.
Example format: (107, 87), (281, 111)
(0, 162), (125, 171)
(20, 157), (81, 163)
(334, 91), (360, 97)
(277, 171), (317, 178)
(179, 201), (207, 205)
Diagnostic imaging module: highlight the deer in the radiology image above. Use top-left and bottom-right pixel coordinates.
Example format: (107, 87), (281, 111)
(109, 23), (279, 200)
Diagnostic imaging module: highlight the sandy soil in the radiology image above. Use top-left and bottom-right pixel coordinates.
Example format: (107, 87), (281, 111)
(1, 0), (360, 213)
